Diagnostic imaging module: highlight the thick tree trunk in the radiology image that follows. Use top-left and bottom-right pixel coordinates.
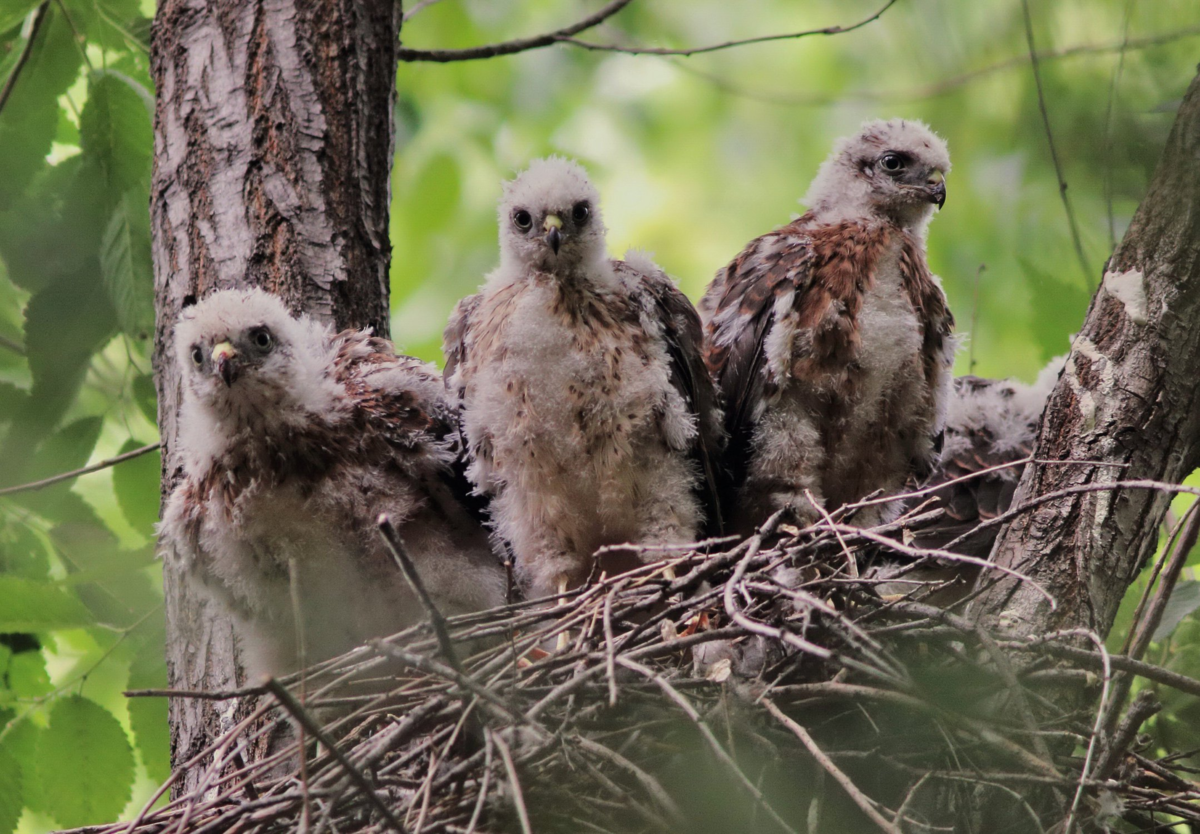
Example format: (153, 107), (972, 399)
(976, 69), (1200, 639)
(149, 0), (401, 793)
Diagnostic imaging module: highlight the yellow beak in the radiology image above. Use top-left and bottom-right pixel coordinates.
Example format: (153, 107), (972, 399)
(211, 341), (237, 363)
(543, 214), (563, 231)
(926, 170), (945, 186)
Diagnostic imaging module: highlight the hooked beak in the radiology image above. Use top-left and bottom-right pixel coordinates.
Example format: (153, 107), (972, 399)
(211, 341), (238, 387)
(926, 170), (946, 210)
(543, 214), (562, 255)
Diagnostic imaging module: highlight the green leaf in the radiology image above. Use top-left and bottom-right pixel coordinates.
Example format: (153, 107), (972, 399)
(0, 576), (91, 631)
(99, 188), (153, 338)
(0, 524), (51, 580)
(14, 269), (117, 438)
(6, 416), (105, 517)
(61, 0), (144, 52)
(7, 648), (49, 698)
(1021, 257), (1090, 362)
(1154, 580), (1200, 643)
(126, 629), (168, 784)
(0, 2), (41, 36)
(36, 695), (134, 828)
(132, 373), (156, 424)
(0, 716), (41, 814)
(112, 438), (160, 534)
(0, 742), (21, 834)
(0, 10), (83, 209)
(79, 69), (152, 198)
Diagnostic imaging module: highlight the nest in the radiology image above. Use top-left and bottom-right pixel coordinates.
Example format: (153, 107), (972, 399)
(104, 502), (1200, 834)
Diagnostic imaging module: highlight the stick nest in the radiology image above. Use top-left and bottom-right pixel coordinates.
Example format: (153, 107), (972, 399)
(102, 508), (1200, 834)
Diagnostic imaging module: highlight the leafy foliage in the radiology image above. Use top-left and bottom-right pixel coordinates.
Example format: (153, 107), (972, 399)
(0, 0), (1198, 830)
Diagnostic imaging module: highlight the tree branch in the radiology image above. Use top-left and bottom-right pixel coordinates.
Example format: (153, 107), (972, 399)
(398, 0), (636, 63)
(0, 441), (160, 496)
(976, 66), (1200, 640)
(560, 0), (897, 57)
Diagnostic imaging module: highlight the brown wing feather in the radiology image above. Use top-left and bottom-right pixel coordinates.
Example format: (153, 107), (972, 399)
(442, 293), (481, 391)
(619, 260), (727, 536)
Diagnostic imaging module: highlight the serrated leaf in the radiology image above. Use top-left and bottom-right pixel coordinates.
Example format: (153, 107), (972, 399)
(112, 438), (160, 534)
(79, 70), (152, 198)
(126, 629), (169, 784)
(36, 695), (134, 828)
(7, 649), (49, 698)
(0, 576), (90, 631)
(0, 742), (21, 834)
(13, 270), (117, 440)
(1153, 580), (1200, 643)
(61, 0), (143, 52)
(100, 189), (153, 338)
(0, 10), (83, 209)
(0, 717), (41, 814)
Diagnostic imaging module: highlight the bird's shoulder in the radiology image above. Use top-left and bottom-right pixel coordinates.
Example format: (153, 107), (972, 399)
(331, 328), (457, 440)
(613, 254), (727, 534)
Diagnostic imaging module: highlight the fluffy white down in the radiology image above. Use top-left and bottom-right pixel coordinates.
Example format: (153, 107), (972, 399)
(454, 161), (704, 599)
(173, 289), (342, 479)
(941, 355), (1065, 461)
(163, 288), (505, 678)
(804, 118), (950, 231)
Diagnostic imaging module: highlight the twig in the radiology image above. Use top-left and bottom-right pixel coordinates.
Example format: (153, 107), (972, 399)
(378, 514), (462, 673)
(398, 0), (636, 62)
(124, 684), (267, 700)
(617, 656), (801, 834)
(265, 679), (409, 834)
(762, 698), (902, 834)
(490, 730), (533, 834)
(0, 2), (50, 117)
(1020, 0), (1092, 287)
(561, 0), (897, 57)
(0, 334), (25, 356)
(401, 0), (445, 23)
(1094, 689), (1161, 782)
(0, 441), (161, 496)
(1058, 628), (1112, 834)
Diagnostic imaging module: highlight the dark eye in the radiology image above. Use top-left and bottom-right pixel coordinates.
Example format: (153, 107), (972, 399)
(252, 328), (273, 350)
(880, 153), (904, 172)
(513, 209), (533, 231)
(191, 346), (204, 366)
(572, 202), (590, 224)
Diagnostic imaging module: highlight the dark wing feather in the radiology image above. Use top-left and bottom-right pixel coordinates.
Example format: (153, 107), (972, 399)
(442, 293), (481, 393)
(699, 225), (817, 514)
(618, 259), (726, 537)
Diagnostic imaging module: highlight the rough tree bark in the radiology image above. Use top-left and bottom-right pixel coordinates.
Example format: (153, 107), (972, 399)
(149, 0), (401, 794)
(976, 68), (1200, 640)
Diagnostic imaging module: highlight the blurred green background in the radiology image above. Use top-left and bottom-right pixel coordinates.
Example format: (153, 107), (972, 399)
(0, 0), (1197, 829)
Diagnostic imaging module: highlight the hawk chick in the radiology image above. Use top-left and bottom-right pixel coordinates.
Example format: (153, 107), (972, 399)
(700, 119), (956, 533)
(161, 288), (505, 678)
(445, 157), (723, 601)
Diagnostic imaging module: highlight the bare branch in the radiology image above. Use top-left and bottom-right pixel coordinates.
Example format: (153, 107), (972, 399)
(1020, 0), (1092, 287)
(562, 0), (897, 57)
(0, 334), (25, 356)
(265, 678), (410, 834)
(763, 699), (903, 834)
(398, 0), (636, 63)
(0, 441), (161, 497)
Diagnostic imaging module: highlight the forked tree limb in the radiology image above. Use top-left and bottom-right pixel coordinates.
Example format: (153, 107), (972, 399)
(976, 67), (1200, 640)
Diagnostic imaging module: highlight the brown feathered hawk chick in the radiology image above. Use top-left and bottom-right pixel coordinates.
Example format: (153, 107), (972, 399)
(445, 157), (723, 603)
(700, 119), (955, 534)
(161, 288), (505, 679)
